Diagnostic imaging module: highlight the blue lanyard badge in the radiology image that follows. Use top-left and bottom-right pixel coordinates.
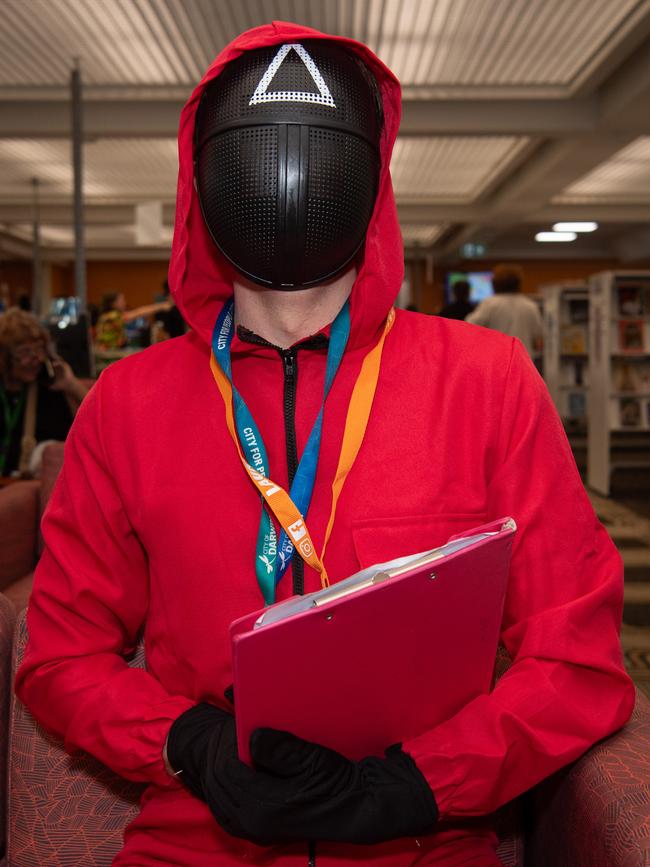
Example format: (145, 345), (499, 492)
(212, 298), (350, 604)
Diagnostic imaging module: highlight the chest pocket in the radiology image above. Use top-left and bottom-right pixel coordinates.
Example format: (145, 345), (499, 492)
(351, 512), (487, 569)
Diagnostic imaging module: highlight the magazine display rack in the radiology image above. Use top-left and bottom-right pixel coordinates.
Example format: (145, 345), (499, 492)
(587, 271), (650, 495)
(542, 282), (589, 430)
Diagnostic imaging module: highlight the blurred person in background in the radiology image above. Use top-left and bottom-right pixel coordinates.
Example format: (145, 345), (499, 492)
(0, 308), (88, 477)
(0, 283), (10, 313)
(87, 302), (100, 337)
(96, 291), (171, 350)
(153, 280), (187, 341)
(467, 264), (543, 356)
(438, 278), (476, 320)
(16, 292), (32, 312)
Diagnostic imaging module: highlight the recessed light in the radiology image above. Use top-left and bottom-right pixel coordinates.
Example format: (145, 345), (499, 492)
(552, 222), (598, 233)
(535, 231), (577, 242)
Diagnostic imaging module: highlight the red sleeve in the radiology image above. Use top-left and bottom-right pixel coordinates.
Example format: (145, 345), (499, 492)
(403, 339), (635, 817)
(14, 374), (193, 788)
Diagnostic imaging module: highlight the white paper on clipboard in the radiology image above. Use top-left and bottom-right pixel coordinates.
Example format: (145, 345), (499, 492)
(254, 519), (516, 629)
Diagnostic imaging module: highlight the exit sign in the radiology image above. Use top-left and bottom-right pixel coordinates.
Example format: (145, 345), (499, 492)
(461, 242), (486, 258)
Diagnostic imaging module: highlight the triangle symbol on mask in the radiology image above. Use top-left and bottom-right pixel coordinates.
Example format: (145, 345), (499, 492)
(249, 43), (336, 108)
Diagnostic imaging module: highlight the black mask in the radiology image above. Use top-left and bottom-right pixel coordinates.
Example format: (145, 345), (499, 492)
(195, 41), (382, 289)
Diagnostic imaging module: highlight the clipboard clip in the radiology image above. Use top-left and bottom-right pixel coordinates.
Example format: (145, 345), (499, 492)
(311, 519), (516, 608)
(312, 550), (444, 607)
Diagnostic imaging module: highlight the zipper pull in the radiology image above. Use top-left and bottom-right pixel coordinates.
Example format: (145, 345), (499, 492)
(283, 352), (295, 378)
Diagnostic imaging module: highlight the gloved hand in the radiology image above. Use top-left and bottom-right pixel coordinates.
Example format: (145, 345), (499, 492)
(165, 701), (236, 802)
(166, 704), (438, 846)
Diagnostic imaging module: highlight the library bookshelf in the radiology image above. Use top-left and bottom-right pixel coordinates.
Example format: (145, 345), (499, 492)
(542, 282), (590, 432)
(588, 271), (650, 495)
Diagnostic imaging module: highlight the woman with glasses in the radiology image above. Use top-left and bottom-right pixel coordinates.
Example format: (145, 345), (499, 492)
(0, 308), (89, 477)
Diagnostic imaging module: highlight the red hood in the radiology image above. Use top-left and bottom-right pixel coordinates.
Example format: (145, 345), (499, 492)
(168, 21), (403, 351)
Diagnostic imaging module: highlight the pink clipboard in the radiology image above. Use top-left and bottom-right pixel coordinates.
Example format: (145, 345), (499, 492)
(231, 517), (516, 765)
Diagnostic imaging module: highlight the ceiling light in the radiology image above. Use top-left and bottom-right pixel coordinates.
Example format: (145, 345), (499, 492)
(535, 231), (577, 242)
(552, 222), (598, 233)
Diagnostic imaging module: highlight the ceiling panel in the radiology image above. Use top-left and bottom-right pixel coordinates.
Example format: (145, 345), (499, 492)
(7, 220), (446, 252)
(9, 222), (174, 247)
(0, 138), (178, 200)
(400, 223), (447, 246)
(0, 0), (645, 91)
(555, 136), (650, 204)
(0, 133), (530, 207)
(391, 136), (529, 201)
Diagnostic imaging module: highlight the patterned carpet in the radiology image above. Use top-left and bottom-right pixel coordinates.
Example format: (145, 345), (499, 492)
(589, 490), (650, 699)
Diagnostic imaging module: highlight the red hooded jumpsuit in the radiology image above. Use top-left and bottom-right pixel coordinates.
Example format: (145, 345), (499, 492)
(16, 21), (634, 867)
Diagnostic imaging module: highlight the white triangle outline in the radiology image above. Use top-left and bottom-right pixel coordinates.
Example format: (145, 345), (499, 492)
(249, 43), (336, 109)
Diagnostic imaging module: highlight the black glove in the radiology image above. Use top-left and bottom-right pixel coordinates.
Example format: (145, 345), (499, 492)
(165, 702), (236, 802)
(167, 704), (438, 846)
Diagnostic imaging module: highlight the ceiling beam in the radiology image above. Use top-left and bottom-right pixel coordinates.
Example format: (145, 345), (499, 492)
(599, 33), (650, 129)
(404, 183), (650, 226)
(611, 226), (650, 263)
(400, 98), (600, 136)
(436, 132), (639, 258)
(0, 203), (177, 224)
(532, 204), (650, 223)
(570, 2), (650, 96)
(434, 31), (650, 258)
(2, 92), (650, 139)
(484, 134), (638, 218)
(0, 99), (182, 139)
(0, 200), (647, 229)
(0, 229), (32, 259)
(442, 245), (615, 262)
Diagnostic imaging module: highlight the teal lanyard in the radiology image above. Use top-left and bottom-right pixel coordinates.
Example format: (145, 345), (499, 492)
(0, 385), (26, 475)
(212, 299), (350, 604)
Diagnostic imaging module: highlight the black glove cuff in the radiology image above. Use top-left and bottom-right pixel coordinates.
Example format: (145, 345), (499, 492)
(386, 745), (439, 833)
(166, 702), (230, 800)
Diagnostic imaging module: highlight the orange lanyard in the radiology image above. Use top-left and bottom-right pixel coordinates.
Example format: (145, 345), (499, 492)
(210, 307), (395, 589)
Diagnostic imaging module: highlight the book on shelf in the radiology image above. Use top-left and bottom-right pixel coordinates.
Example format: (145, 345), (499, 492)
(567, 391), (587, 418)
(562, 359), (588, 388)
(619, 397), (642, 427)
(568, 298), (589, 323)
(639, 364), (650, 393)
(561, 325), (587, 354)
(572, 358), (586, 386)
(618, 319), (645, 353)
(615, 360), (650, 393)
(616, 284), (645, 317)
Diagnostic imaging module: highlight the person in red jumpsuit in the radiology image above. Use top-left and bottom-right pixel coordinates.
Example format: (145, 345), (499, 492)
(16, 21), (634, 867)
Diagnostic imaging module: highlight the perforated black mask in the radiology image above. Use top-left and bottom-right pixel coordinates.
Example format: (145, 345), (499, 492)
(195, 41), (382, 289)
